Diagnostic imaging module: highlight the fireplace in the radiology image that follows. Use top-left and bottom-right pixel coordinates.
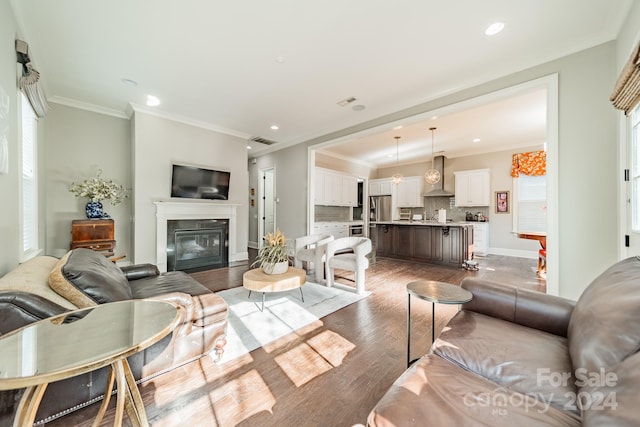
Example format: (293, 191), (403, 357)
(167, 219), (228, 272)
(154, 201), (245, 273)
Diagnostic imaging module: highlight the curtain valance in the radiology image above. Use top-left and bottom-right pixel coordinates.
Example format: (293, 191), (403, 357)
(15, 39), (48, 118)
(511, 150), (546, 177)
(611, 41), (640, 115)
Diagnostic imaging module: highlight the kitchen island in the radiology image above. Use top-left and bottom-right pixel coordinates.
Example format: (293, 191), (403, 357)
(371, 221), (473, 268)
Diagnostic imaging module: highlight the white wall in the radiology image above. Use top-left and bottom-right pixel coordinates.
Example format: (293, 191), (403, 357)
(132, 112), (249, 265)
(44, 103), (131, 258)
(248, 143), (308, 248)
(0, 3), (22, 274)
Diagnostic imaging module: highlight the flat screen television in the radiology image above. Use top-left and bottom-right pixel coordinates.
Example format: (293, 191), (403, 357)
(171, 164), (230, 200)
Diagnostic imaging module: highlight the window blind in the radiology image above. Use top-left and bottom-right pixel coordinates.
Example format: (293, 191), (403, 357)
(514, 175), (547, 233)
(21, 93), (37, 254)
(611, 41), (640, 115)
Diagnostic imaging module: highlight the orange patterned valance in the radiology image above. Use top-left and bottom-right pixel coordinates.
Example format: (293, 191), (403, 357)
(511, 150), (546, 177)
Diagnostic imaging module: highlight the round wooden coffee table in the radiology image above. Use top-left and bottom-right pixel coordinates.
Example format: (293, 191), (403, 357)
(242, 266), (306, 311)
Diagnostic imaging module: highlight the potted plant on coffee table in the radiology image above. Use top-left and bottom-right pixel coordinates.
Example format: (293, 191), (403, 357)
(252, 229), (290, 274)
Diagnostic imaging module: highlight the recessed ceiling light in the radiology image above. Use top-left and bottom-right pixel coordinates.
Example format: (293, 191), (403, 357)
(146, 95), (160, 107)
(473, 138), (481, 143)
(121, 78), (138, 86)
(352, 104), (366, 111)
(431, 116), (438, 120)
(393, 125), (403, 130)
(247, 145), (252, 149)
(275, 56), (285, 64)
(485, 22), (505, 36)
(270, 124), (279, 131)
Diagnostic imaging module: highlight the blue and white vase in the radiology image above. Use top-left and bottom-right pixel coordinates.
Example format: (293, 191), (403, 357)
(85, 201), (103, 219)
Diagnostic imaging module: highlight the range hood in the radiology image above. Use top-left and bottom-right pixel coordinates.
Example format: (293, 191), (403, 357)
(422, 155), (455, 197)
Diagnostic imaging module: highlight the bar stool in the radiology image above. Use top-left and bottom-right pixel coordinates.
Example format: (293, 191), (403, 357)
(538, 248), (547, 277)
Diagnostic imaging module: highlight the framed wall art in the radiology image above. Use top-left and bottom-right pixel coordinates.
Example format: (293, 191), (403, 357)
(495, 191), (510, 214)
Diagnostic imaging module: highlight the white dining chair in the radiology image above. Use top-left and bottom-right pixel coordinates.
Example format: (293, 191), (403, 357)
(325, 237), (372, 295)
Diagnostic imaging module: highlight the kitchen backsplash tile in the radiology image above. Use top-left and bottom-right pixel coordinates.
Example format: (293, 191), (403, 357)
(415, 197), (489, 222)
(315, 205), (351, 222)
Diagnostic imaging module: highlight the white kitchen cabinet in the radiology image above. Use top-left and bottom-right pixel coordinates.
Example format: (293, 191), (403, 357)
(369, 178), (393, 196)
(314, 167), (358, 206)
(454, 169), (491, 207)
(395, 176), (423, 207)
(342, 175), (358, 207)
(471, 222), (489, 256)
(313, 222), (349, 239)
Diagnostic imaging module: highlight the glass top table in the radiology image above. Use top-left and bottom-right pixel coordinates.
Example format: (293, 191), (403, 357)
(0, 299), (181, 427)
(406, 280), (473, 367)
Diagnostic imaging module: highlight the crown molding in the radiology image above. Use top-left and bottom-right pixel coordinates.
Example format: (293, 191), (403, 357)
(48, 96), (129, 119)
(128, 103), (252, 140)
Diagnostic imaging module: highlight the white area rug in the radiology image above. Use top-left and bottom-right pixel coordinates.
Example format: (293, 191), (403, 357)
(216, 282), (369, 364)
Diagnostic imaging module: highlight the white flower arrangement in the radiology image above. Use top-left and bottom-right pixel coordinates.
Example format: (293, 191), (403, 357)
(69, 169), (128, 205)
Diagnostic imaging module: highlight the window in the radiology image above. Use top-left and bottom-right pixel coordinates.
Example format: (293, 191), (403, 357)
(632, 105), (640, 231)
(513, 174), (547, 233)
(20, 92), (38, 260)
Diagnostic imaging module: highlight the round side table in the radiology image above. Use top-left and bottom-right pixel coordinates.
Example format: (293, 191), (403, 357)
(242, 267), (306, 311)
(406, 280), (473, 367)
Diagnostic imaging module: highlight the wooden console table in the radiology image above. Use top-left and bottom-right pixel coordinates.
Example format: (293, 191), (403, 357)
(71, 218), (115, 256)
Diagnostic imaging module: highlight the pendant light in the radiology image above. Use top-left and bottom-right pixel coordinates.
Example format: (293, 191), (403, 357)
(391, 136), (403, 185)
(424, 127), (441, 184)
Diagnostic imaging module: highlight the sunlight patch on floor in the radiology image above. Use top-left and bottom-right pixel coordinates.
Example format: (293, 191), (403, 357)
(209, 369), (276, 425)
(275, 342), (333, 387)
(307, 330), (356, 367)
(262, 319), (324, 353)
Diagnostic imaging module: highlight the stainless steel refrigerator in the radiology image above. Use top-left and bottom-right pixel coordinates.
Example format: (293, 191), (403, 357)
(370, 195), (392, 222)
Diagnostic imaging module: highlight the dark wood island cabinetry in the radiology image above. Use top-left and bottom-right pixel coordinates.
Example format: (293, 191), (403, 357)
(374, 222), (472, 268)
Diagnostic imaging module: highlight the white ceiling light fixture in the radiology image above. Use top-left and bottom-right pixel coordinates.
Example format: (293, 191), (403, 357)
(352, 104), (366, 111)
(485, 22), (505, 36)
(473, 138), (481, 142)
(392, 136), (403, 185)
(424, 127), (441, 184)
(270, 124), (279, 130)
(146, 95), (160, 107)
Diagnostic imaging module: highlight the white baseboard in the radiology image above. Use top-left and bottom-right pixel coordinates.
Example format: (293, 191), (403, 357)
(488, 247), (538, 259)
(231, 251), (249, 262)
(248, 241), (259, 249)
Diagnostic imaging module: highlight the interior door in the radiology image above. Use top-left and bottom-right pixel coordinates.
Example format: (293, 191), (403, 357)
(262, 168), (276, 239)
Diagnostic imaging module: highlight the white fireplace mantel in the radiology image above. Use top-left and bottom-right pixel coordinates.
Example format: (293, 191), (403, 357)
(155, 200), (241, 272)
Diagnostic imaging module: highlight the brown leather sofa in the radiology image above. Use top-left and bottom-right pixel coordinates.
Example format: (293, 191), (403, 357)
(369, 256), (640, 426)
(0, 248), (228, 424)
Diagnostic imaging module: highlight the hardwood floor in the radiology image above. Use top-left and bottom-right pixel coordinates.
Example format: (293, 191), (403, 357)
(44, 254), (544, 427)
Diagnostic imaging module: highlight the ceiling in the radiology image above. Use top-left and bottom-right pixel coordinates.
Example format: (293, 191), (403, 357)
(318, 87), (548, 167)
(9, 1), (632, 158)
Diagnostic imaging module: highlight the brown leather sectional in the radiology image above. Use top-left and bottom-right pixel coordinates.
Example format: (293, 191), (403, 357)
(369, 257), (640, 426)
(0, 248), (228, 424)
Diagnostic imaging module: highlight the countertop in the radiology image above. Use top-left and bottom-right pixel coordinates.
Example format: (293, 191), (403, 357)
(314, 221), (364, 226)
(372, 220), (473, 227)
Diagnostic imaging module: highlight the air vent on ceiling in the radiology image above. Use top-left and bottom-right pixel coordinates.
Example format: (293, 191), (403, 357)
(337, 96), (357, 107)
(250, 136), (278, 145)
